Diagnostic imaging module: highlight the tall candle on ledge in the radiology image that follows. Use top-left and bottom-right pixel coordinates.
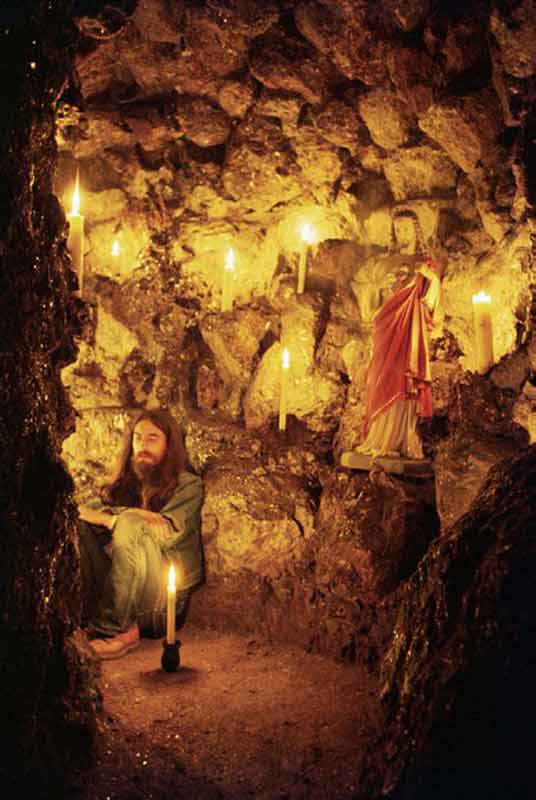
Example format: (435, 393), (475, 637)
(67, 168), (84, 297)
(472, 290), (494, 373)
(166, 564), (176, 644)
(279, 347), (290, 431)
(297, 223), (314, 294)
(221, 247), (235, 311)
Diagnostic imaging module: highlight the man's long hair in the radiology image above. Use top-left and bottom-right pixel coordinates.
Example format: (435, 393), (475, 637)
(101, 409), (187, 511)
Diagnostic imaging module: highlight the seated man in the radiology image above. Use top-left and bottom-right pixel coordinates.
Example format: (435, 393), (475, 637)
(78, 408), (203, 660)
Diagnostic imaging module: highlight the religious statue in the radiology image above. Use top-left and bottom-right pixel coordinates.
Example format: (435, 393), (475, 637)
(354, 211), (442, 460)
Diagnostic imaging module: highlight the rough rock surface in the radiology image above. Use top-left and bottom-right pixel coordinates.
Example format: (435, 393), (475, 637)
(0, 2), (99, 794)
(434, 373), (529, 530)
(356, 446), (536, 800)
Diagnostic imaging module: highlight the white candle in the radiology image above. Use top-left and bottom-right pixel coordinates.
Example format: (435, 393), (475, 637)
(166, 564), (176, 644)
(279, 347), (290, 431)
(67, 168), (84, 297)
(472, 291), (494, 373)
(297, 223), (314, 294)
(111, 239), (120, 257)
(221, 247), (235, 311)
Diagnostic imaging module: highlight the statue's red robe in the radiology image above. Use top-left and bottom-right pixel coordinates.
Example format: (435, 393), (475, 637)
(363, 272), (433, 439)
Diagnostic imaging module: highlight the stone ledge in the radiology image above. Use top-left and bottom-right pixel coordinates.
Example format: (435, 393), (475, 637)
(340, 451), (434, 477)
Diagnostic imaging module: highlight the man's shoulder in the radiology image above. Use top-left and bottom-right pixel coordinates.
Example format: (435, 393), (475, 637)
(178, 470), (202, 487)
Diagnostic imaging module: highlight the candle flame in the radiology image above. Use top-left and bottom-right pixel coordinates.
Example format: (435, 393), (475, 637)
(472, 290), (491, 305)
(225, 247), (236, 271)
(282, 347), (290, 370)
(167, 564), (176, 591)
(300, 223), (314, 245)
(112, 240), (120, 257)
(71, 169), (80, 215)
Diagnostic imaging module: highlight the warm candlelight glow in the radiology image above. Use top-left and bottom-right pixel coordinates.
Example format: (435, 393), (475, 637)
(297, 224), (314, 294)
(472, 290), (491, 305)
(472, 290), (494, 373)
(71, 169), (80, 216)
(279, 347), (290, 431)
(166, 564), (177, 644)
(167, 564), (176, 592)
(225, 247), (235, 270)
(67, 167), (84, 296)
(300, 223), (314, 245)
(111, 240), (120, 257)
(221, 247), (236, 312)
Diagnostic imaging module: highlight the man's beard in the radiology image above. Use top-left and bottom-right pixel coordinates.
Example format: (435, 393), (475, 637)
(132, 458), (164, 485)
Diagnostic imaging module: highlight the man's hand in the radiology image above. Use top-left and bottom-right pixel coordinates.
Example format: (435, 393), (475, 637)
(79, 504), (117, 530)
(119, 509), (171, 544)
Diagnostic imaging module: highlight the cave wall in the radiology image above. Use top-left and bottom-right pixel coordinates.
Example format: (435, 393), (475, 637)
(0, 2), (99, 794)
(57, 1), (536, 657)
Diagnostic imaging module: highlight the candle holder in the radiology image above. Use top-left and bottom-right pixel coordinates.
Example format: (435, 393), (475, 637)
(161, 639), (181, 673)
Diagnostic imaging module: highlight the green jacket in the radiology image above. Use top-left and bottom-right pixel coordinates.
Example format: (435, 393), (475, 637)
(92, 470), (204, 591)
(159, 471), (204, 590)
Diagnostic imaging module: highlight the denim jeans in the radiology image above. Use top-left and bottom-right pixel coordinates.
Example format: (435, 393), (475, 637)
(78, 518), (193, 637)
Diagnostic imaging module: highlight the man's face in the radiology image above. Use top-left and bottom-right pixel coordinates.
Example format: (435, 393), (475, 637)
(132, 419), (167, 468)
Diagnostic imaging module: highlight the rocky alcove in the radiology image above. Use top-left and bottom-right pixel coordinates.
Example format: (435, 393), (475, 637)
(1, 1), (536, 798)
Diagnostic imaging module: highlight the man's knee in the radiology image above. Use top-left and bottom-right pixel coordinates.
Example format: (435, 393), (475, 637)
(113, 511), (146, 549)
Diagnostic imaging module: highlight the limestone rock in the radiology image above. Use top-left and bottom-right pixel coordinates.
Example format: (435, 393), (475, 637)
(434, 373), (529, 530)
(387, 47), (438, 116)
(62, 408), (131, 501)
(443, 17), (488, 76)
(199, 308), (270, 417)
(383, 145), (458, 201)
(62, 308), (140, 407)
(218, 80), (255, 118)
(222, 114), (302, 211)
(184, 7), (248, 77)
(476, 200), (512, 242)
(385, 0), (434, 31)
(73, 112), (135, 157)
(419, 90), (503, 174)
(291, 124), (343, 186)
(171, 50), (222, 98)
(315, 468), (438, 599)
(255, 90), (303, 137)
(294, 0), (388, 85)
(249, 31), (329, 106)
(490, 0), (536, 79)
(357, 447), (536, 800)
(243, 297), (346, 433)
(201, 458), (314, 577)
(131, 0), (183, 43)
(358, 88), (414, 150)
(175, 96), (231, 147)
(310, 99), (368, 154)
(75, 41), (131, 100)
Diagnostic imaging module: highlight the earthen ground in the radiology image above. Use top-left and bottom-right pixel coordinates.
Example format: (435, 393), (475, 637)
(68, 626), (381, 800)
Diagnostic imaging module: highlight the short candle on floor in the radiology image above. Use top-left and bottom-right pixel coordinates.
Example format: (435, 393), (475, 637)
(279, 347), (290, 431)
(472, 290), (494, 374)
(297, 223), (314, 294)
(221, 247), (235, 312)
(67, 168), (85, 297)
(166, 564), (176, 644)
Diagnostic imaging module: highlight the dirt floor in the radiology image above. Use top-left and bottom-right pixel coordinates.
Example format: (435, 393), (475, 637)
(67, 626), (382, 800)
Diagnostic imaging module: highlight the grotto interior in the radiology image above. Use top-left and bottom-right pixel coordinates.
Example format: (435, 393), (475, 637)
(1, 1), (536, 798)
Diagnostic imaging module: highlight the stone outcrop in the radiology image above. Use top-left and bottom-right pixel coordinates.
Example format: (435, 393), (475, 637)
(356, 446), (536, 799)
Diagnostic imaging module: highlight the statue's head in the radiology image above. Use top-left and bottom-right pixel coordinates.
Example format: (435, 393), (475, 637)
(392, 210), (424, 256)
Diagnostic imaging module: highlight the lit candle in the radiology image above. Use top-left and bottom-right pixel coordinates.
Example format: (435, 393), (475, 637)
(297, 223), (314, 294)
(166, 564), (176, 644)
(67, 168), (84, 297)
(472, 291), (494, 373)
(221, 247), (235, 312)
(279, 347), (290, 431)
(111, 239), (120, 257)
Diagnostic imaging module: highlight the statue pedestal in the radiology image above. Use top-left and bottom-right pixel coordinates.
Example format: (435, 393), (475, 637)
(340, 451), (434, 478)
